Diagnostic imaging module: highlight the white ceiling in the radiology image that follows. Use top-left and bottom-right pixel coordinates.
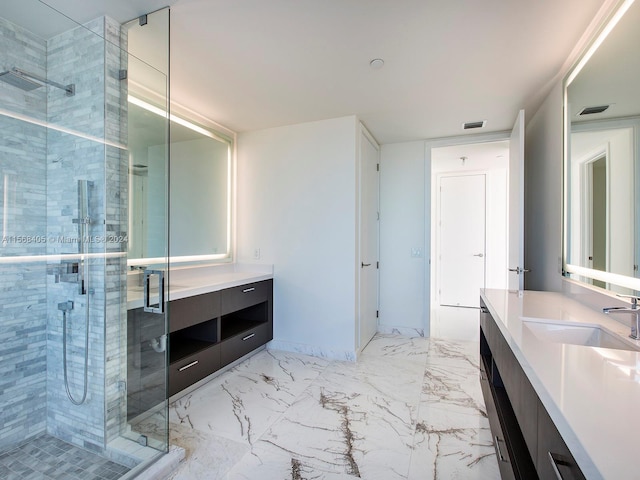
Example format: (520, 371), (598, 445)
(28, 0), (608, 143)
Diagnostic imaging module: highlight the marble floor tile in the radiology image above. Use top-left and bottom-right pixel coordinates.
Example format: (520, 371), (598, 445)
(230, 349), (331, 383)
(425, 337), (480, 370)
(318, 354), (426, 405)
(409, 406), (499, 479)
(430, 306), (481, 343)
(359, 333), (430, 365)
(171, 373), (305, 446)
(225, 442), (360, 480)
(167, 423), (248, 480)
(166, 334), (498, 480)
(258, 385), (415, 479)
(421, 363), (486, 418)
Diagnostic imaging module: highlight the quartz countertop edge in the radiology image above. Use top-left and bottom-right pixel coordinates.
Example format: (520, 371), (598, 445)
(127, 264), (273, 310)
(480, 288), (640, 480)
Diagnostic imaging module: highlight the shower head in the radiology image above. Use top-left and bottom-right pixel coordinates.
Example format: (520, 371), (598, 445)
(0, 68), (75, 96)
(0, 70), (41, 91)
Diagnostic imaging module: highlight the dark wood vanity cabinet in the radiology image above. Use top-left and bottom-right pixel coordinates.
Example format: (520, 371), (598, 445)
(168, 279), (273, 396)
(480, 298), (586, 480)
(128, 279), (273, 412)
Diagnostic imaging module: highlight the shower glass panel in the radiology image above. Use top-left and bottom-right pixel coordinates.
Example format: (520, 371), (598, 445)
(0, 1), (169, 478)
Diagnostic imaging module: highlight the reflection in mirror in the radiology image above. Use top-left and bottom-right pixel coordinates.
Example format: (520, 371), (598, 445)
(564, 0), (640, 293)
(128, 98), (232, 262)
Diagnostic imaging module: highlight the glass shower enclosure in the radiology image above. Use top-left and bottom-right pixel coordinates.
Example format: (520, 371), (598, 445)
(0, 1), (169, 478)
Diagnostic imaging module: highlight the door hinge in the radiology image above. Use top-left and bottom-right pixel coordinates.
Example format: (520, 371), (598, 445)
(376, 261), (379, 269)
(376, 310), (379, 318)
(376, 163), (380, 171)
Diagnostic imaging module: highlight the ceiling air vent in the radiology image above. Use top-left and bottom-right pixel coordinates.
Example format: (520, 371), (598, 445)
(578, 105), (610, 116)
(462, 120), (486, 130)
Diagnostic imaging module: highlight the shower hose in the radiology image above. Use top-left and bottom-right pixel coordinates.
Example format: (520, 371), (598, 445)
(62, 297), (89, 405)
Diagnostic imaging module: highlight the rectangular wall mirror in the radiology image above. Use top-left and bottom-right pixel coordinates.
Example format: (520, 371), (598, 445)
(127, 98), (233, 264)
(564, 0), (640, 294)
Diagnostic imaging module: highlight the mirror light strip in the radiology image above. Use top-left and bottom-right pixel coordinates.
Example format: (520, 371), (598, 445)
(566, 0), (636, 85)
(565, 263), (640, 291)
(128, 253), (230, 267)
(128, 96), (231, 145)
(0, 108), (128, 151)
(0, 252), (126, 264)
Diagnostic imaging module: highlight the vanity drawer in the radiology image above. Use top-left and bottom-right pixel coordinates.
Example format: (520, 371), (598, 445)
(169, 344), (220, 396)
(221, 280), (272, 315)
(170, 291), (220, 332)
(537, 401), (586, 480)
(220, 322), (272, 367)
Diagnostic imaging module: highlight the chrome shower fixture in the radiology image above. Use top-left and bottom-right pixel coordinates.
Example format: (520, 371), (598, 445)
(0, 67), (75, 96)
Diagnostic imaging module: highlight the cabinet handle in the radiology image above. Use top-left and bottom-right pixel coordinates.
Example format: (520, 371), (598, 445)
(548, 452), (570, 480)
(243, 287), (255, 293)
(178, 360), (199, 372)
(242, 333), (256, 341)
(494, 436), (508, 463)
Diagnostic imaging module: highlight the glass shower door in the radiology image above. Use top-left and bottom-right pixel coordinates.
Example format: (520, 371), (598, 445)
(122, 7), (171, 459)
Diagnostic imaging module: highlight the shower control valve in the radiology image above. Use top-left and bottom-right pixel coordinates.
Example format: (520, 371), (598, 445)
(57, 301), (74, 312)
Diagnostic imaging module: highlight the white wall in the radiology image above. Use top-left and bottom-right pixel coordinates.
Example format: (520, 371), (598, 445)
(379, 141), (428, 335)
(524, 82), (564, 292)
(237, 116), (359, 359)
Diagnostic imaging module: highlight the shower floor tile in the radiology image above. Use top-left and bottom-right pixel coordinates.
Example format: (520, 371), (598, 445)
(0, 434), (130, 480)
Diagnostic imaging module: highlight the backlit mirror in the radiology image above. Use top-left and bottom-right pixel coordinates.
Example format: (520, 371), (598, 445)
(124, 10), (233, 266)
(564, 0), (640, 293)
(127, 101), (233, 263)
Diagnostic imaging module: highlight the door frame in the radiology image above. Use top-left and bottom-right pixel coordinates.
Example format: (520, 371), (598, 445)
(425, 131), (510, 336)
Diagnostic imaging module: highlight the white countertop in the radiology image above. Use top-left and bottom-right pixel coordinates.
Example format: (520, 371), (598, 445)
(481, 289), (640, 480)
(127, 263), (273, 310)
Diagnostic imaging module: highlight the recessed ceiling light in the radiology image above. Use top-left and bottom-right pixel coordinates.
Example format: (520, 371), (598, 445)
(369, 58), (384, 69)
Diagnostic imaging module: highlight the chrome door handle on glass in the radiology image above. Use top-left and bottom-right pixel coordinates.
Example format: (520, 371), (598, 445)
(473, 253), (484, 257)
(143, 269), (165, 314)
(361, 262), (372, 268)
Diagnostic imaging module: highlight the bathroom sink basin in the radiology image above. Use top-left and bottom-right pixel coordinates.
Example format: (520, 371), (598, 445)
(523, 320), (640, 351)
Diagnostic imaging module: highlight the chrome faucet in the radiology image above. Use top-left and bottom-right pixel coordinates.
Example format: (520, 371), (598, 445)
(603, 294), (640, 340)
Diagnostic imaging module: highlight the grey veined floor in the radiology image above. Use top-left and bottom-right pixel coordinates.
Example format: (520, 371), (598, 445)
(0, 434), (130, 480)
(167, 329), (499, 479)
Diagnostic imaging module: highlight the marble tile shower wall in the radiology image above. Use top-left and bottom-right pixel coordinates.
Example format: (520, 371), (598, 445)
(0, 16), (49, 453)
(45, 16), (128, 453)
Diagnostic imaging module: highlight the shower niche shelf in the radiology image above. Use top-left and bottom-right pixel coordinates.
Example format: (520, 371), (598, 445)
(127, 279), (273, 409)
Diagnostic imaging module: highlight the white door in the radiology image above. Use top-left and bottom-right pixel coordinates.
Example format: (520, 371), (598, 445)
(508, 109), (526, 291)
(439, 174), (486, 307)
(359, 130), (379, 350)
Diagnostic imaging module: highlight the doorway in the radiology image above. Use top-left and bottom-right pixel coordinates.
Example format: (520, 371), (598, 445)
(430, 140), (509, 333)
